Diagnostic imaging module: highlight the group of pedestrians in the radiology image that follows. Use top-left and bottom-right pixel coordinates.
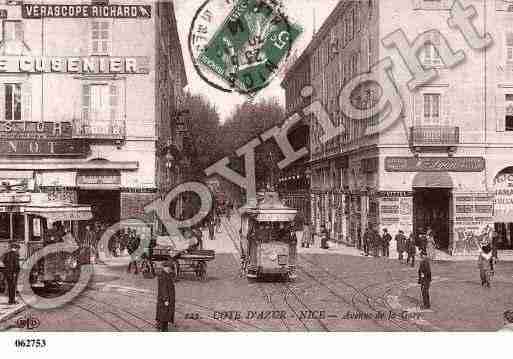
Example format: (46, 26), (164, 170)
(361, 225), (392, 257)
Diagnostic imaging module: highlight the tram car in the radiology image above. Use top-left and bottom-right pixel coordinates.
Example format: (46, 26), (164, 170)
(239, 192), (298, 281)
(0, 192), (93, 290)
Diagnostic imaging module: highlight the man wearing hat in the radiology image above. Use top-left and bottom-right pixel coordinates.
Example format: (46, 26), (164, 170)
(4, 242), (20, 305)
(156, 260), (176, 332)
(418, 249), (432, 310)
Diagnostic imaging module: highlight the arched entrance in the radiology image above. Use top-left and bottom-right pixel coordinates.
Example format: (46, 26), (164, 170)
(493, 167), (513, 250)
(412, 172), (453, 250)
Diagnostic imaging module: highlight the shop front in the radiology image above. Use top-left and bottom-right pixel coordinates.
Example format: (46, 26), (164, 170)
(492, 167), (513, 251)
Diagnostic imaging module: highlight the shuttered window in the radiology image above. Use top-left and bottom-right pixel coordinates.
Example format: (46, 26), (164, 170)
(506, 32), (513, 63)
(422, 32), (441, 68)
(4, 83), (22, 121)
(82, 83), (118, 125)
(423, 93), (441, 125)
(91, 20), (110, 55)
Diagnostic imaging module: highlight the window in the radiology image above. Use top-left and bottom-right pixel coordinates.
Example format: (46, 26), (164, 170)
(506, 32), (513, 63)
(2, 20), (23, 42)
(423, 93), (441, 124)
(82, 83), (118, 125)
(91, 20), (110, 55)
(422, 32), (442, 68)
(505, 94), (513, 131)
(5, 83), (22, 121)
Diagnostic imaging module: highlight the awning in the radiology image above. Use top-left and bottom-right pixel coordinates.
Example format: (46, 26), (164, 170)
(493, 210), (513, 223)
(0, 170), (33, 179)
(412, 172), (453, 188)
(23, 204), (93, 222)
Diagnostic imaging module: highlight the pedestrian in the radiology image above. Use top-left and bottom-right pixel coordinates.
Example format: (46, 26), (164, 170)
(363, 227), (371, 256)
(426, 229), (436, 260)
(301, 222), (312, 248)
(83, 225), (95, 264)
(416, 229), (427, 252)
(156, 260), (176, 332)
(395, 230), (406, 262)
(127, 230), (140, 275)
(371, 225), (380, 257)
(477, 244), (494, 288)
(320, 225), (329, 249)
(382, 228), (391, 258)
(406, 233), (416, 267)
(3, 242), (20, 305)
(63, 228), (76, 247)
(500, 310), (513, 331)
(491, 229), (499, 263)
(418, 249), (432, 309)
(208, 218), (215, 241)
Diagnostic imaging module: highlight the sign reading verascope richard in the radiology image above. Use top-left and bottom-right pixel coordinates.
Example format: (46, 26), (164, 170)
(22, 4), (152, 18)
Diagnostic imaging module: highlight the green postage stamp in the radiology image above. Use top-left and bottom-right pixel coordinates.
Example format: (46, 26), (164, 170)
(197, 0), (303, 95)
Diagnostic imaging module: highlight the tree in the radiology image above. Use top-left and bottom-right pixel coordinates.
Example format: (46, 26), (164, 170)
(182, 92), (223, 178)
(219, 97), (286, 190)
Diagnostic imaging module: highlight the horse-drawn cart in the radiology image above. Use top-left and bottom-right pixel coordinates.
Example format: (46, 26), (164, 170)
(152, 234), (215, 280)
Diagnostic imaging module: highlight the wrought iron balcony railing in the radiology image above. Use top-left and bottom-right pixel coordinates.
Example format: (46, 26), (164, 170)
(73, 120), (126, 140)
(410, 126), (460, 147)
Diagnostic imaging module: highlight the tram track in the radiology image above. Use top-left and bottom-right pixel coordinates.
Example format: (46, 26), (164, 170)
(298, 255), (425, 331)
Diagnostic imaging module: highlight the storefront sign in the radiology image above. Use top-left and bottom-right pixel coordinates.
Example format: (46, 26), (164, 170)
(0, 56), (149, 74)
(0, 121), (72, 139)
(0, 140), (89, 156)
(377, 191), (413, 198)
(77, 171), (121, 186)
(385, 157), (485, 172)
(22, 4), (152, 18)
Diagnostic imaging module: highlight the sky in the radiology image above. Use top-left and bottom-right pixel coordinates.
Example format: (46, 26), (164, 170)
(174, 0), (340, 122)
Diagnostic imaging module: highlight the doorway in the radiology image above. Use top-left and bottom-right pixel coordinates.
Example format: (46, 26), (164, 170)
(413, 188), (451, 250)
(77, 190), (121, 226)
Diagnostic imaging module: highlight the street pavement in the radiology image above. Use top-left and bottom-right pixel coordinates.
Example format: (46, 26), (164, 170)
(1, 215), (513, 332)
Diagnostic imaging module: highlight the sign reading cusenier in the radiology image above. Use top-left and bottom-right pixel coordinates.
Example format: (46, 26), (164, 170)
(22, 4), (152, 18)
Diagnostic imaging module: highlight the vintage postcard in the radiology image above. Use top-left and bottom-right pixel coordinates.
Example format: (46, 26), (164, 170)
(0, 1), (512, 352)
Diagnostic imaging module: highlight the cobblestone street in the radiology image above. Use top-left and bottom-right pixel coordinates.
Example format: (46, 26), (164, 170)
(2, 217), (513, 332)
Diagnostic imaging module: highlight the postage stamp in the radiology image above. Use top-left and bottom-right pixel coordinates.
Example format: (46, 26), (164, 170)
(190, 0), (302, 95)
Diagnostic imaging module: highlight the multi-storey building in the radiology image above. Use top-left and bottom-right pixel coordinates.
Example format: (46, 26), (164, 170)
(280, 53), (311, 224)
(287, 0), (513, 255)
(0, 1), (187, 251)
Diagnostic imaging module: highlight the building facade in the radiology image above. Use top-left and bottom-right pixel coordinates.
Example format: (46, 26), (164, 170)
(280, 52), (311, 226)
(286, 0), (513, 255)
(0, 0), (187, 249)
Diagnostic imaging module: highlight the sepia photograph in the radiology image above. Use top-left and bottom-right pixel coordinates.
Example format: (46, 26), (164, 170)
(0, 0), (511, 356)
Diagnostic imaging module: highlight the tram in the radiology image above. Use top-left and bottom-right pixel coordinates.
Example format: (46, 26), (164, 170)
(0, 192), (92, 289)
(239, 192), (298, 281)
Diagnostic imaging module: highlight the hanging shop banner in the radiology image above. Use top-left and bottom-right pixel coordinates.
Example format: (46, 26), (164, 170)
(22, 4), (152, 19)
(77, 170), (121, 186)
(385, 157), (485, 172)
(0, 139), (89, 157)
(0, 121), (73, 139)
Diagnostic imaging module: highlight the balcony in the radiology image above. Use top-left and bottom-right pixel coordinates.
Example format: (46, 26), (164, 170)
(73, 120), (126, 141)
(410, 126), (459, 155)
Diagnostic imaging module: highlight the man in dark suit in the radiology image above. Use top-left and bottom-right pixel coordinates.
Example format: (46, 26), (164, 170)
(406, 233), (416, 267)
(382, 228), (392, 258)
(418, 250), (432, 309)
(4, 243), (20, 305)
(156, 261), (176, 332)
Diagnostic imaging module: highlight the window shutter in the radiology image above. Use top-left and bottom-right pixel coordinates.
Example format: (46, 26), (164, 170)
(414, 93), (422, 126)
(498, 94), (507, 132)
(109, 83), (118, 123)
(431, 33), (441, 66)
(15, 22), (23, 42)
(22, 81), (31, 122)
(506, 32), (513, 62)
(443, 91), (450, 125)
(0, 84), (4, 121)
(82, 84), (90, 123)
